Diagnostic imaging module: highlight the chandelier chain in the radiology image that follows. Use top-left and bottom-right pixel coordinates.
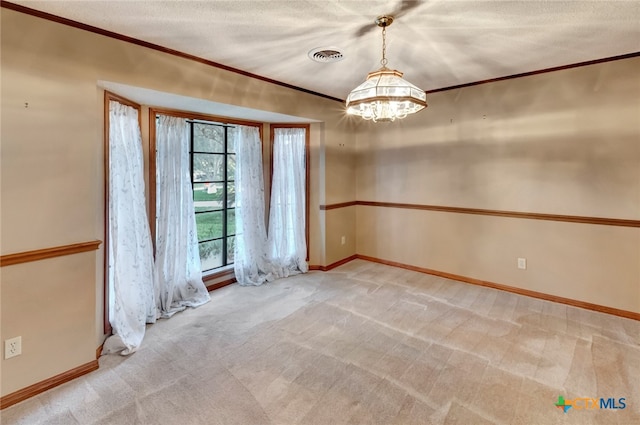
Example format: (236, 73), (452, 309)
(380, 26), (388, 67)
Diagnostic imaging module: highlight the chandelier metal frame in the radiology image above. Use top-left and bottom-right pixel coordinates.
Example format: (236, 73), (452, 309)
(346, 15), (428, 122)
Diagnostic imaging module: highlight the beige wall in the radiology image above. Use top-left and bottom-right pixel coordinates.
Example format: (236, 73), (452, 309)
(325, 207), (357, 265)
(0, 9), (356, 397)
(357, 207), (640, 312)
(0, 253), (97, 395)
(322, 121), (358, 266)
(356, 57), (640, 313)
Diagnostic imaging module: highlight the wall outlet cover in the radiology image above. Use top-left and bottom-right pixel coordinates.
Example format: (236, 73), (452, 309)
(517, 258), (527, 270)
(5, 336), (22, 359)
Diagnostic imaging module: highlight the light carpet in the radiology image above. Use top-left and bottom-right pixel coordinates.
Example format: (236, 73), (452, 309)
(2, 260), (639, 424)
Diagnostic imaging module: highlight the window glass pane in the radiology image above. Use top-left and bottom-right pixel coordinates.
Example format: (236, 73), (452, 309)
(188, 119), (245, 272)
(199, 240), (223, 271)
(227, 208), (235, 235)
(227, 182), (235, 208)
(193, 123), (224, 153)
(196, 211), (223, 241)
(193, 183), (224, 211)
(226, 236), (235, 265)
(193, 153), (224, 182)
(227, 154), (236, 180)
(227, 130), (236, 153)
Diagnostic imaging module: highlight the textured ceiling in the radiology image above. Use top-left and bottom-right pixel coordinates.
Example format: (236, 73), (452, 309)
(9, 1), (640, 100)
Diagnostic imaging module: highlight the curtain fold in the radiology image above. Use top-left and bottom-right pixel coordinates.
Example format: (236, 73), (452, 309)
(155, 115), (210, 317)
(104, 101), (157, 355)
(268, 127), (308, 277)
(234, 125), (276, 286)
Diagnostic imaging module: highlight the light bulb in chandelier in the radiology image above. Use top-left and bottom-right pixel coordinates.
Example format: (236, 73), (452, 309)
(346, 15), (427, 122)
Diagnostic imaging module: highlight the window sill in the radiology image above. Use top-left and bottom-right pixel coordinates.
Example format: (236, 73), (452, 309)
(203, 265), (234, 281)
(203, 266), (236, 291)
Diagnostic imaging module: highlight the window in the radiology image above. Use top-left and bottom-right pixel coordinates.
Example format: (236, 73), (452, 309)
(190, 121), (236, 272)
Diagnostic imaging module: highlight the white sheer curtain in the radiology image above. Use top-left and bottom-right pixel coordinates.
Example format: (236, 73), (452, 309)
(155, 115), (210, 317)
(104, 100), (157, 355)
(268, 127), (308, 277)
(234, 125), (276, 286)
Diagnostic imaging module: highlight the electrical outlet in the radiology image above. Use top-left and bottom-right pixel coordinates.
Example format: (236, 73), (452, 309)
(517, 258), (527, 270)
(341, 236), (346, 245)
(5, 336), (22, 359)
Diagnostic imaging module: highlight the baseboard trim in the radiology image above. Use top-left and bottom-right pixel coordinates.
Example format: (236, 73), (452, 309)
(0, 360), (99, 410)
(355, 254), (640, 321)
(309, 255), (358, 272)
(325, 255), (358, 271)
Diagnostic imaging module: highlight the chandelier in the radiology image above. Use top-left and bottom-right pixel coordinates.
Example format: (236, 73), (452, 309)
(346, 15), (427, 122)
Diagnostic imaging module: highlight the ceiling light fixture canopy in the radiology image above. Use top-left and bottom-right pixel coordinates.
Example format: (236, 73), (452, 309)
(346, 15), (427, 122)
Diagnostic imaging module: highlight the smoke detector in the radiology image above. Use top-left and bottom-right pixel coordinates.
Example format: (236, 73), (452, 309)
(308, 47), (345, 63)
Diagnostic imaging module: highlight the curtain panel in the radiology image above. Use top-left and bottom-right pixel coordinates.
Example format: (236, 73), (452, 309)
(104, 100), (157, 355)
(155, 115), (210, 317)
(234, 125), (276, 285)
(268, 127), (309, 277)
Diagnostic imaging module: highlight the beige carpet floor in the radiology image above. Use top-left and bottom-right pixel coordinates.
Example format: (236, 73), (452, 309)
(2, 259), (639, 425)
